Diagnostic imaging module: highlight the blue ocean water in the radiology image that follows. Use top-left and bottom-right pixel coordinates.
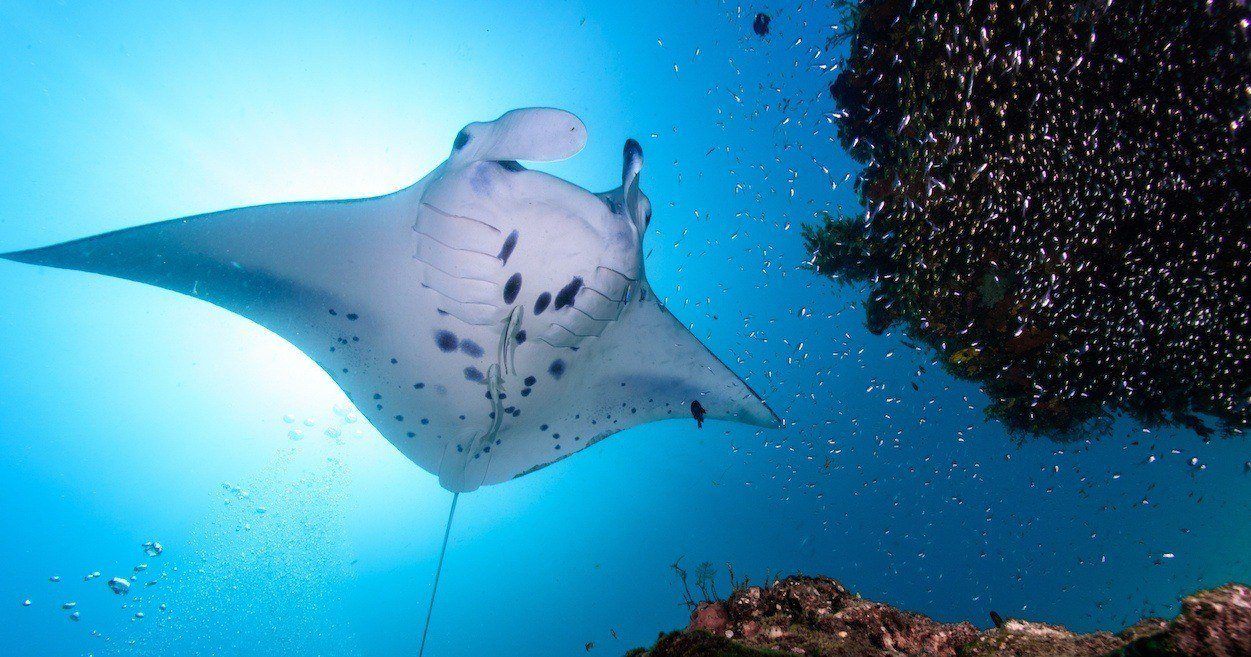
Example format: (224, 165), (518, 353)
(1, 1), (1248, 655)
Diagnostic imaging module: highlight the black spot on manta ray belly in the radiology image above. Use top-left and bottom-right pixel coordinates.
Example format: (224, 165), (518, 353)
(435, 330), (458, 352)
(503, 273), (522, 304)
(554, 277), (583, 310)
(548, 359), (566, 379)
(515, 330), (527, 344)
(497, 230), (518, 264)
(459, 339), (484, 358)
(464, 366), (485, 382)
(533, 292), (551, 315)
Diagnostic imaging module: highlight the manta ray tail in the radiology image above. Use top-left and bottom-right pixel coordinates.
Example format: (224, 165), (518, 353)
(418, 491), (460, 657)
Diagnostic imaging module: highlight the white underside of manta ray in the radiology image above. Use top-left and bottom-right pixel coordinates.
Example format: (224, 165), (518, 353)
(3, 107), (780, 493)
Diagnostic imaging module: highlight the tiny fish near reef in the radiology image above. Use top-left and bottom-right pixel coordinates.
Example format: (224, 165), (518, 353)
(2, 108), (780, 492)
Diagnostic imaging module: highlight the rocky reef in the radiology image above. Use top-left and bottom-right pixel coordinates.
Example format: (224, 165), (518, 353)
(625, 575), (1251, 656)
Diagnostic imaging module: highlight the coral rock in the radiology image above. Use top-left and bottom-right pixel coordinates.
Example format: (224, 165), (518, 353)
(627, 576), (1251, 657)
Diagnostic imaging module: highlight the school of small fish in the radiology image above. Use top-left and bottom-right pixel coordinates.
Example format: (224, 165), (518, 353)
(811, 0), (1250, 438)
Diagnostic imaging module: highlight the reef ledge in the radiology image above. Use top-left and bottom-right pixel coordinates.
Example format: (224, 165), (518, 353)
(624, 575), (1251, 656)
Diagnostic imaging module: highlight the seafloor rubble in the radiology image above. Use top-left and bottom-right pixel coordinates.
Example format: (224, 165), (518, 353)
(806, 0), (1250, 438)
(625, 575), (1251, 656)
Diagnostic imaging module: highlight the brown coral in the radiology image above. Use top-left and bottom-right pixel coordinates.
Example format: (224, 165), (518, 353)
(627, 576), (1251, 657)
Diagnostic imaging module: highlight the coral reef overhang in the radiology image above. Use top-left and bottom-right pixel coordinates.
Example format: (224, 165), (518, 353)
(806, 0), (1251, 439)
(625, 575), (1251, 656)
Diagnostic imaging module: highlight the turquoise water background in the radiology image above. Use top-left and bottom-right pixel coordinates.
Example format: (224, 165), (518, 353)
(1, 1), (1249, 655)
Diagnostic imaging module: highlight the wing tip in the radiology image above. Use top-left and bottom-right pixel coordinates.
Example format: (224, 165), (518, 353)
(1, 245), (54, 267)
(749, 398), (784, 429)
(763, 404), (784, 428)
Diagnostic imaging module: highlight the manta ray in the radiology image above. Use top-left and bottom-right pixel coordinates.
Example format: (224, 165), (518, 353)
(3, 108), (780, 493)
(4, 107), (781, 653)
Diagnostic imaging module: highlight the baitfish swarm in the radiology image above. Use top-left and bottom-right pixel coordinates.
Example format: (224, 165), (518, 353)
(808, 0), (1250, 438)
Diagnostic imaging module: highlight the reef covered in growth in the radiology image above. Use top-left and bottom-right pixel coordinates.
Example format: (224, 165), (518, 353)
(807, 0), (1250, 438)
(626, 575), (1251, 656)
